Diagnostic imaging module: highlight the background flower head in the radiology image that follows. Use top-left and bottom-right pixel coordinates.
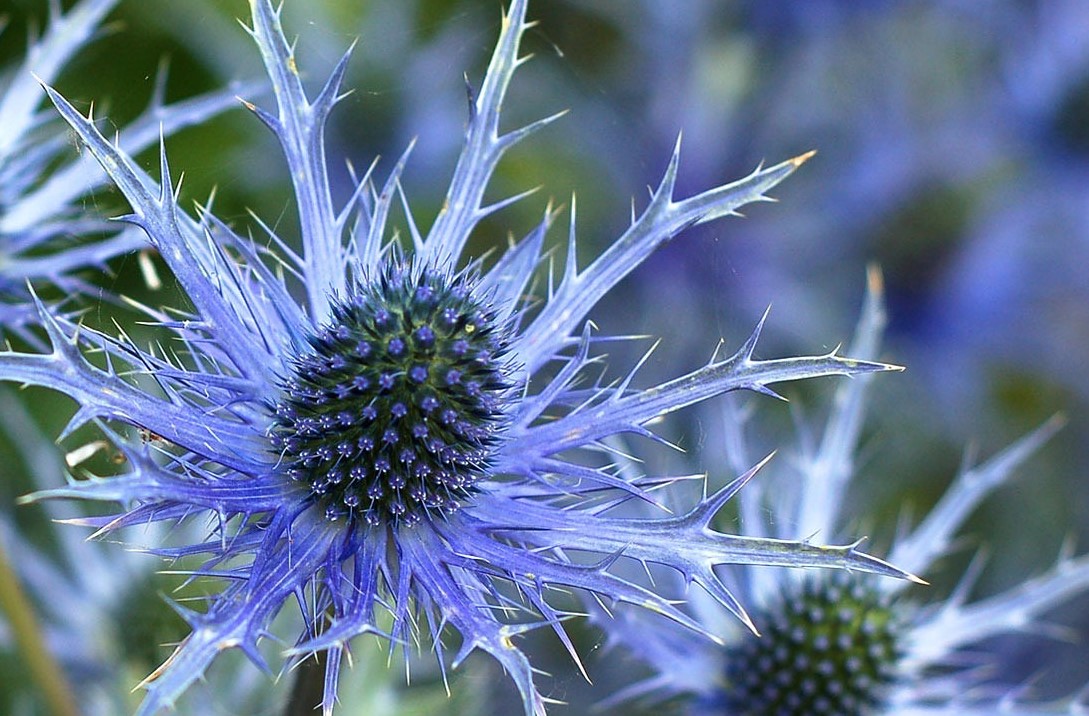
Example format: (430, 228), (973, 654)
(599, 270), (1089, 715)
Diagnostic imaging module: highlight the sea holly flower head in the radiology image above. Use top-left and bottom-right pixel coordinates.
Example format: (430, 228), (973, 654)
(0, 0), (244, 338)
(720, 573), (904, 715)
(2, 1), (916, 714)
(602, 270), (1089, 716)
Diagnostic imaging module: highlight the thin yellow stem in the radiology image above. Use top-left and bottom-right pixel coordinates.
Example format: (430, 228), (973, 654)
(0, 532), (80, 716)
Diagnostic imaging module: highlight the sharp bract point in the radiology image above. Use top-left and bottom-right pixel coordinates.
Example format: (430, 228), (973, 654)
(420, 0), (535, 269)
(790, 148), (818, 167)
(0, 0), (118, 161)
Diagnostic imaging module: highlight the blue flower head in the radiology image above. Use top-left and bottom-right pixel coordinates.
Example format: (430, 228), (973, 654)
(0, 0), (243, 338)
(3, 1), (917, 713)
(601, 269), (1089, 715)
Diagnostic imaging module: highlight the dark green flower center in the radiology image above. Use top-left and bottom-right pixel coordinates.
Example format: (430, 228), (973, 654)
(721, 576), (902, 716)
(270, 266), (509, 527)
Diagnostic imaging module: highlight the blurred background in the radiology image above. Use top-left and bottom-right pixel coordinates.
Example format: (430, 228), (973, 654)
(1, 0), (1087, 713)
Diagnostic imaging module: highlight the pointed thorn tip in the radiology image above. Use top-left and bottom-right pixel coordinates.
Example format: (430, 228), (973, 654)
(866, 263), (885, 294)
(791, 149), (817, 167)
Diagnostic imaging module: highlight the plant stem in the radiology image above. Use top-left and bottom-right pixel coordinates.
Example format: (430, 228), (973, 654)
(0, 533), (79, 716)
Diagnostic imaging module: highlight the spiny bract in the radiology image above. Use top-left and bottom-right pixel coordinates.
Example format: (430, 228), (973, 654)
(1, 1), (915, 714)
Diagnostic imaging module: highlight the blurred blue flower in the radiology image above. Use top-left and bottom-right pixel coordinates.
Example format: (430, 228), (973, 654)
(0, 0), (917, 713)
(600, 270), (1089, 715)
(0, 390), (285, 716)
(0, 0), (243, 339)
(532, 2), (1089, 441)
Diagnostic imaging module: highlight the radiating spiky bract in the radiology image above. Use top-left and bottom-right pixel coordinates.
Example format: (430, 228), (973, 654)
(601, 270), (1089, 715)
(0, 0), (244, 338)
(1, 2), (916, 714)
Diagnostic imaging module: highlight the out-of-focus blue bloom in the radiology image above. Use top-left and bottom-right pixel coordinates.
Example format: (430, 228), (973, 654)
(0, 390), (284, 716)
(501, 9), (1089, 670)
(601, 270), (1089, 715)
(0, 0), (918, 713)
(531, 2), (1088, 442)
(0, 0), (243, 339)
(0, 3), (266, 713)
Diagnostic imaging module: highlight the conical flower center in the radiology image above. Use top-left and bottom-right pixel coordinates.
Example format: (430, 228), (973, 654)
(721, 576), (902, 716)
(270, 266), (509, 527)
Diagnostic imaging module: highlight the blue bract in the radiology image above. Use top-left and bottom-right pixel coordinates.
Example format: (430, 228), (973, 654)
(2, 1), (915, 714)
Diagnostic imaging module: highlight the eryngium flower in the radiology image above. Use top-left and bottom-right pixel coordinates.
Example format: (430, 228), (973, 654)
(3, 1), (913, 713)
(602, 270), (1089, 715)
(0, 0), (241, 337)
